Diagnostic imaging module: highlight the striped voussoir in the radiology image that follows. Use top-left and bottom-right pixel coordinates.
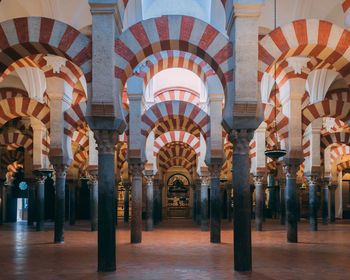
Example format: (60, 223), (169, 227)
(249, 139), (256, 159)
(263, 103), (289, 140)
(72, 130), (89, 150)
(337, 159), (350, 171)
(0, 97), (50, 128)
(115, 15), (233, 94)
(0, 17), (92, 94)
(0, 149), (24, 171)
(321, 132), (350, 152)
(64, 102), (87, 138)
(330, 144), (350, 162)
(117, 143), (127, 170)
(72, 149), (88, 170)
(141, 100), (210, 139)
(302, 99), (350, 131)
(343, 0), (350, 13)
(135, 50), (215, 86)
(259, 19), (350, 85)
(159, 157), (195, 171)
(157, 142), (197, 165)
(153, 131), (200, 157)
(154, 87), (200, 104)
(0, 132), (33, 154)
(0, 87), (28, 100)
(326, 88), (350, 102)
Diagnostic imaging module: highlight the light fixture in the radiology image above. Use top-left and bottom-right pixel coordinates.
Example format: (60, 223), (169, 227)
(265, 0), (286, 160)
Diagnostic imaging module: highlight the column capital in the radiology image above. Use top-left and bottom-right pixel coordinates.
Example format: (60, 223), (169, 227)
(53, 164), (68, 178)
(252, 174), (264, 185)
(208, 161), (223, 180)
(283, 158), (302, 179)
(144, 175), (154, 186)
(93, 129), (119, 154)
(200, 176), (210, 186)
(305, 174), (319, 185)
(229, 129), (254, 154)
(128, 159), (144, 177)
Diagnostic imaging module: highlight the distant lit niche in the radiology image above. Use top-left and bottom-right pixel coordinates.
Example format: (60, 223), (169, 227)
(19, 181), (28, 191)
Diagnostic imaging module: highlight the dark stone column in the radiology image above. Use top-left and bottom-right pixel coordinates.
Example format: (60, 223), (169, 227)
(195, 182), (201, 226)
(200, 176), (209, 231)
(159, 184), (164, 222)
(129, 160), (143, 243)
(226, 184), (233, 222)
(153, 180), (160, 225)
(253, 175), (264, 231)
(27, 183), (36, 226)
(231, 130), (254, 272)
(209, 162), (222, 243)
(123, 182), (130, 223)
(68, 184), (76, 225)
(0, 181), (4, 225)
(52, 164), (68, 243)
(329, 185), (336, 223)
(191, 185), (196, 222)
(307, 175), (319, 231)
(322, 179), (329, 225)
(94, 130), (118, 272)
(89, 172), (98, 231)
(34, 173), (46, 231)
(283, 159), (301, 243)
(144, 173), (154, 231)
(279, 178), (286, 225)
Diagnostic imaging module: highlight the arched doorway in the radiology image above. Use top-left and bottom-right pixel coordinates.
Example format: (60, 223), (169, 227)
(166, 173), (191, 218)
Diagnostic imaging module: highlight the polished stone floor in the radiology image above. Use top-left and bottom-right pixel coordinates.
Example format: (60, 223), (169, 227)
(0, 219), (349, 280)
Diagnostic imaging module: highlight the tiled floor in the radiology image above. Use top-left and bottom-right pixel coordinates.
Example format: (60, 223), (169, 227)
(0, 219), (349, 280)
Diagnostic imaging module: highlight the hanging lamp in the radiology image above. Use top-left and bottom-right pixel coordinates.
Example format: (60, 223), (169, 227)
(264, 0), (286, 160)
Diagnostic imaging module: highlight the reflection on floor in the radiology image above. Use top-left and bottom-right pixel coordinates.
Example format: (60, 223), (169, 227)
(0, 219), (349, 280)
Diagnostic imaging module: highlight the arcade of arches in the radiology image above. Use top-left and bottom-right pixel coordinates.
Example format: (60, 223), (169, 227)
(0, 0), (350, 278)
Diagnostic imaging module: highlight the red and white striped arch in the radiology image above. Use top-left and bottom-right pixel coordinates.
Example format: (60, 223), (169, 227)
(72, 130), (89, 150)
(141, 100), (210, 139)
(135, 50), (216, 86)
(154, 131), (200, 156)
(0, 17), (92, 93)
(0, 149), (24, 172)
(0, 97), (50, 128)
(337, 160), (350, 172)
(0, 87), (28, 100)
(0, 132), (33, 154)
(321, 132), (350, 152)
(158, 157), (195, 171)
(154, 87), (200, 104)
(331, 144), (350, 162)
(158, 144), (197, 164)
(115, 15), (233, 94)
(302, 99), (350, 131)
(259, 19), (350, 84)
(64, 102), (87, 138)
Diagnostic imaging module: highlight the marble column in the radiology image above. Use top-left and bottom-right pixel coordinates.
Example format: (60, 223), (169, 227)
(279, 178), (286, 225)
(34, 174), (46, 231)
(94, 130), (118, 272)
(329, 185), (336, 223)
(231, 130), (254, 271)
(89, 172), (98, 232)
(68, 184), (76, 226)
(124, 183), (130, 223)
(200, 176), (209, 231)
(253, 175), (264, 231)
(53, 164), (68, 243)
(283, 159), (301, 243)
(144, 174), (154, 231)
(129, 161), (144, 243)
(307, 175), (319, 231)
(322, 179), (329, 225)
(27, 183), (36, 226)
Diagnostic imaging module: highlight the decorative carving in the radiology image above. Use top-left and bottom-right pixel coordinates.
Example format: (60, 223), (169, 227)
(282, 164), (299, 179)
(128, 161), (144, 177)
(208, 162), (222, 179)
(93, 130), (119, 154)
(200, 176), (210, 186)
(53, 164), (68, 178)
(229, 129), (254, 155)
(253, 175), (264, 185)
(306, 175), (319, 186)
(145, 175), (154, 186)
(44, 55), (67, 74)
(286, 56), (311, 74)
